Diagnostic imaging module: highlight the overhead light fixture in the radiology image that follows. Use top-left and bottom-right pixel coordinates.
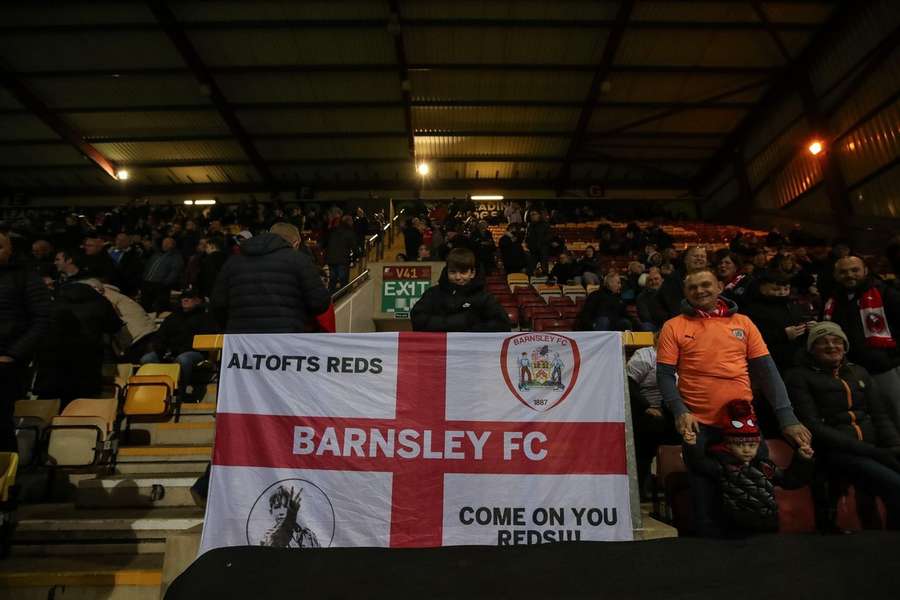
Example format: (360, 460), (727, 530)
(193, 199), (216, 205)
(116, 169), (130, 181)
(808, 140), (824, 156)
(471, 195), (504, 201)
(417, 162), (430, 176)
(183, 200), (194, 205)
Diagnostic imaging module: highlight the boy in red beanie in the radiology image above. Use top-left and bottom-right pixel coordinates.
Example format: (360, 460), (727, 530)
(684, 400), (814, 533)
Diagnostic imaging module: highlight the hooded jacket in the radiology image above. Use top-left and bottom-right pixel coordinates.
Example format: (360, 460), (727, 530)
(741, 292), (807, 371)
(211, 232), (331, 333)
(410, 268), (511, 332)
(785, 355), (900, 456)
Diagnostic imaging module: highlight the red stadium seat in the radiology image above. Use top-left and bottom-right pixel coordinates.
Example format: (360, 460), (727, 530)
(548, 296), (574, 306)
(532, 318), (565, 332)
(766, 440), (816, 534)
(504, 307), (520, 328)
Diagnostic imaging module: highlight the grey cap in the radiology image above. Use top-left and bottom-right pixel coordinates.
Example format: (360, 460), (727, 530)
(807, 321), (849, 352)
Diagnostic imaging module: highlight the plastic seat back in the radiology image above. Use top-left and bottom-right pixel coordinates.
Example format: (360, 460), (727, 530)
(136, 363), (181, 388)
(62, 398), (118, 433)
(0, 452), (18, 503)
(46, 415), (108, 467)
(766, 440), (816, 533)
(124, 374), (175, 416)
(14, 399), (61, 424)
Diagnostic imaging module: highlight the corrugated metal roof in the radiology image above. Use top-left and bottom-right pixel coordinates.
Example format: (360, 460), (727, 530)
(0, 3), (153, 26)
(236, 108), (405, 133)
(0, 144), (85, 165)
(404, 27), (609, 65)
(25, 75), (205, 108)
(633, 2), (757, 23)
(256, 138), (409, 160)
(93, 140), (245, 162)
(187, 30), (396, 67)
(401, 1), (619, 21)
(602, 73), (765, 103)
(173, 1), (391, 21)
(431, 160), (561, 180)
(413, 106), (580, 131)
(217, 72), (401, 103)
(414, 135), (568, 158)
(0, 114), (67, 139)
(66, 111), (230, 137)
(0, 32), (182, 71)
(618, 29), (799, 67)
(626, 108), (747, 133)
(411, 70), (591, 102)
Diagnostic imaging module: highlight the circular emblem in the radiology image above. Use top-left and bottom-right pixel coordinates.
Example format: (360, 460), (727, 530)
(500, 333), (581, 412)
(246, 478), (335, 548)
(866, 312), (886, 333)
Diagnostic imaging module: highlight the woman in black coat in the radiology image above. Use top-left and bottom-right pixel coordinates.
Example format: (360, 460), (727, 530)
(785, 322), (900, 527)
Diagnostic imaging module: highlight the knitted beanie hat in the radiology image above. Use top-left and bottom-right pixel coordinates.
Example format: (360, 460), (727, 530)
(806, 321), (849, 352)
(721, 400), (760, 443)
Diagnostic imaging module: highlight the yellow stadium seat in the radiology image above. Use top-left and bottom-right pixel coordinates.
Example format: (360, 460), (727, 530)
(14, 399), (60, 424)
(193, 334), (224, 351)
(46, 398), (118, 467)
(136, 363), (181, 388)
(507, 273), (529, 291)
(15, 399), (61, 466)
(586, 284), (600, 295)
(624, 331), (655, 348)
(124, 374), (176, 417)
(0, 452), (18, 502)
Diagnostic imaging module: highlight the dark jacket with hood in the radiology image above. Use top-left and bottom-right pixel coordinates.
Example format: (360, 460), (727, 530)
(411, 268), (511, 332)
(786, 356), (900, 457)
(211, 232), (331, 333)
(0, 261), (52, 361)
(741, 292), (807, 371)
(823, 277), (900, 374)
(153, 305), (219, 357)
(575, 288), (629, 331)
(684, 442), (813, 532)
(324, 224), (357, 266)
(636, 287), (668, 330)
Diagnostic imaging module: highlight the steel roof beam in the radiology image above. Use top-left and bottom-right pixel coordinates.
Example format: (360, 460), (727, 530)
(0, 59), (119, 180)
(692, 0), (861, 191)
(388, 1), (415, 165)
(147, 1), (273, 184)
(0, 131), (726, 146)
(0, 100), (757, 115)
(558, 0), (636, 192)
(0, 19), (821, 34)
(17, 64), (781, 78)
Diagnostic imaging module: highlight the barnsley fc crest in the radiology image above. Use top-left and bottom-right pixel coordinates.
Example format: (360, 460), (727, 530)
(500, 333), (581, 412)
(246, 478), (336, 548)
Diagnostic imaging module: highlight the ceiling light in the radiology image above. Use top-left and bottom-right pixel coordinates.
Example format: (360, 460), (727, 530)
(471, 195), (504, 201)
(193, 199), (216, 205)
(116, 169), (130, 180)
(417, 162), (430, 176)
(183, 200), (194, 205)
(808, 140), (823, 156)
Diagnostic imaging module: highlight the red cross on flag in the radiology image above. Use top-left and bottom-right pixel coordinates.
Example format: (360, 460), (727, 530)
(199, 331), (633, 554)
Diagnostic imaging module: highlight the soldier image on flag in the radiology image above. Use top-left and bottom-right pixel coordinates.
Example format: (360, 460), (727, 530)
(262, 485), (321, 548)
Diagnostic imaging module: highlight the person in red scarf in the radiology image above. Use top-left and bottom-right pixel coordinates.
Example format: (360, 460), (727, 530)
(823, 255), (900, 429)
(656, 268), (812, 536)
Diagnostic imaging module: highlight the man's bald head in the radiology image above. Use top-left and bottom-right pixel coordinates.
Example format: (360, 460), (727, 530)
(834, 255), (867, 290)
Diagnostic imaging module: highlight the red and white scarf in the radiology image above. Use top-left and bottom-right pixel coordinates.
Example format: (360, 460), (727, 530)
(694, 298), (732, 319)
(824, 287), (896, 349)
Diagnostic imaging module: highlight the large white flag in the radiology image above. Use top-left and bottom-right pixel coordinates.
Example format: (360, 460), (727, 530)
(199, 331), (632, 553)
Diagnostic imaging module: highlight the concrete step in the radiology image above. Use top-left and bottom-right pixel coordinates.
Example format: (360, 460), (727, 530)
(14, 504), (205, 542)
(76, 473), (205, 509)
(116, 444), (212, 475)
(176, 401), (217, 421)
(0, 553), (164, 600)
(127, 421), (216, 446)
(10, 540), (167, 557)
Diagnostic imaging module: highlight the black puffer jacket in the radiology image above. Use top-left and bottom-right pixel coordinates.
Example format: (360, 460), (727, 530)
(153, 307), (219, 357)
(741, 293), (807, 371)
(411, 268), (510, 332)
(575, 288), (628, 331)
(0, 262), (52, 360)
(785, 356), (900, 456)
(685, 443), (812, 532)
(211, 233), (331, 333)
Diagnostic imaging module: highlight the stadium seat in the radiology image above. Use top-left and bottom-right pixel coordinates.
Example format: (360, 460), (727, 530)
(0, 452), (18, 503)
(548, 296), (574, 306)
(532, 318), (565, 332)
(123, 374), (176, 417)
(585, 284), (600, 295)
(46, 398), (118, 467)
(834, 481), (888, 531)
(136, 363), (180, 387)
(766, 440), (816, 534)
(507, 273), (529, 291)
(559, 305), (581, 320)
(654, 445), (688, 523)
(529, 275), (548, 286)
(504, 307), (520, 328)
(14, 399), (60, 466)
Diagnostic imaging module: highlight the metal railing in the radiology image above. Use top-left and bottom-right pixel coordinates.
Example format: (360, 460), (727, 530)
(331, 209), (405, 304)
